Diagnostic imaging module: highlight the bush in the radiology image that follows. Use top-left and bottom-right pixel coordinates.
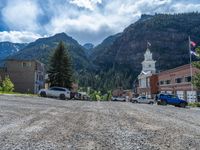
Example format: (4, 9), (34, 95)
(1, 76), (14, 92)
(188, 102), (200, 107)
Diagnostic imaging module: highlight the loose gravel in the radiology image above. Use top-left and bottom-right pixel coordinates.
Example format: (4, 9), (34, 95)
(0, 95), (200, 150)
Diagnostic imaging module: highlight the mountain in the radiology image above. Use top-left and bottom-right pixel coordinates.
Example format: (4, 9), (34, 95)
(0, 42), (27, 61)
(93, 13), (200, 73)
(11, 33), (90, 70)
(88, 13), (200, 91)
(83, 43), (94, 56)
(90, 33), (122, 62)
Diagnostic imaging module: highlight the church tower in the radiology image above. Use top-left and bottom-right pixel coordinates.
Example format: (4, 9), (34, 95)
(141, 48), (156, 74)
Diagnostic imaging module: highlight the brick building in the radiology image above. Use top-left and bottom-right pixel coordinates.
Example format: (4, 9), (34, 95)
(0, 59), (45, 94)
(158, 64), (200, 102)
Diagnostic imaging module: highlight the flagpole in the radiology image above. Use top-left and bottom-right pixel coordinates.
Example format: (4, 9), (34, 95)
(189, 36), (194, 102)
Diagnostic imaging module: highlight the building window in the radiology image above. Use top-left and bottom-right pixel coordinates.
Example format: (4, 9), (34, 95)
(175, 78), (183, 83)
(165, 80), (171, 84)
(149, 64), (151, 67)
(22, 62), (31, 68)
(185, 76), (192, 82)
(160, 81), (164, 85)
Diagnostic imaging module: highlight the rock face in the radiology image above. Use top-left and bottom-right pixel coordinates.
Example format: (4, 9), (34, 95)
(91, 33), (122, 63)
(83, 43), (94, 56)
(11, 33), (90, 70)
(92, 13), (200, 75)
(0, 42), (27, 61)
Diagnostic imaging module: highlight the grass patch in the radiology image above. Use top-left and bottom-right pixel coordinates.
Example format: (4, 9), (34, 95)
(0, 91), (37, 97)
(188, 102), (200, 107)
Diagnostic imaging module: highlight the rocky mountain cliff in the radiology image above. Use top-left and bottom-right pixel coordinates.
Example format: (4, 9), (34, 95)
(83, 43), (94, 56)
(0, 42), (27, 61)
(92, 13), (200, 74)
(11, 33), (90, 70)
(91, 33), (122, 63)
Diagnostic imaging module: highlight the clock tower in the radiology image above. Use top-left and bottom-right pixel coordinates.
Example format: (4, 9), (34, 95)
(141, 48), (156, 74)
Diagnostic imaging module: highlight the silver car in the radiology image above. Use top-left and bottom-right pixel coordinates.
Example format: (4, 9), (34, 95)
(132, 96), (154, 104)
(38, 87), (71, 100)
(111, 96), (126, 102)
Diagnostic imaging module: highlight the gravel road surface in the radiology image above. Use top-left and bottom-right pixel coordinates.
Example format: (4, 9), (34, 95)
(0, 95), (200, 150)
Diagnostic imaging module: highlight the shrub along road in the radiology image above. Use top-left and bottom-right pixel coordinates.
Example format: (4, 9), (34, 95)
(0, 95), (200, 150)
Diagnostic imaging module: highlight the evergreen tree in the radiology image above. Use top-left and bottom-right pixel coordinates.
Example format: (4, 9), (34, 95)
(192, 47), (200, 89)
(48, 41), (73, 89)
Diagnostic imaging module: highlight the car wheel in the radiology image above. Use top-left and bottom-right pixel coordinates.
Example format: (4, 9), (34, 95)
(149, 101), (154, 105)
(161, 100), (167, 105)
(40, 92), (46, 97)
(60, 94), (66, 100)
(179, 102), (186, 108)
(132, 100), (138, 103)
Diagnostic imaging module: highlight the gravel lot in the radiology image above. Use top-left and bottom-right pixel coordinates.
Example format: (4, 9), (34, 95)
(0, 95), (200, 150)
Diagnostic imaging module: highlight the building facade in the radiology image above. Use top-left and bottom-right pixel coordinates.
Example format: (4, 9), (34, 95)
(0, 59), (45, 94)
(158, 64), (200, 102)
(137, 48), (158, 98)
(112, 88), (133, 99)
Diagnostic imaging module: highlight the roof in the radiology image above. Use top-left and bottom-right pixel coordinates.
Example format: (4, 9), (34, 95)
(5, 58), (44, 65)
(159, 64), (193, 75)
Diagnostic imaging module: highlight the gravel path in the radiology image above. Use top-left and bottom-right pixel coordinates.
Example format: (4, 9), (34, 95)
(0, 95), (200, 150)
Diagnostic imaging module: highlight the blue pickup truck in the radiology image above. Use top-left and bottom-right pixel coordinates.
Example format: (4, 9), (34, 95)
(156, 93), (188, 108)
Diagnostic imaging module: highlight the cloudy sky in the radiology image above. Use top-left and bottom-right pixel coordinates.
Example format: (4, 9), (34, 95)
(0, 0), (200, 45)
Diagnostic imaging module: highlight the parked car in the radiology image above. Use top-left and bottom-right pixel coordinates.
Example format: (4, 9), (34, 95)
(38, 87), (71, 100)
(132, 96), (154, 104)
(73, 92), (90, 100)
(111, 96), (126, 102)
(156, 93), (188, 108)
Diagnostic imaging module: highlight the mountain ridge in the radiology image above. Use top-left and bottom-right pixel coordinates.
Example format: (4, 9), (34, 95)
(10, 32), (90, 70)
(0, 41), (27, 61)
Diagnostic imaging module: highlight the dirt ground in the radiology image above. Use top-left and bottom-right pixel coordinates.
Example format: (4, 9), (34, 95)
(0, 95), (200, 150)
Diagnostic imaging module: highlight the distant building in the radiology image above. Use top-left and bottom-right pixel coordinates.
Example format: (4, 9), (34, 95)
(0, 59), (45, 94)
(137, 48), (158, 98)
(158, 64), (200, 102)
(112, 88), (133, 99)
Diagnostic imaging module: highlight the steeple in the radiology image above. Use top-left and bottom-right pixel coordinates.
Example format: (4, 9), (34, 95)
(142, 47), (156, 74)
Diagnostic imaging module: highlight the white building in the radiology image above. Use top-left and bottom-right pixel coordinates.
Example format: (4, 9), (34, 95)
(137, 47), (157, 98)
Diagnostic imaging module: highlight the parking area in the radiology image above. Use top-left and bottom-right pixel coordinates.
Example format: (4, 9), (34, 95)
(0, 95), (200, 150)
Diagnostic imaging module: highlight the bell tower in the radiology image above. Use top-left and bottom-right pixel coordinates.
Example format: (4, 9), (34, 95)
(142, 48), (156, 73)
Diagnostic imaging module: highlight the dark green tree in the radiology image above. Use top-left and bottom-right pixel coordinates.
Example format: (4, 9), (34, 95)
(48, 41), (73, 89)
(192, 47), (200, 89)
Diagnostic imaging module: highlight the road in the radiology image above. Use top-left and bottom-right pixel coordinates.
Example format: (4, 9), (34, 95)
(0, 95), (200, 150)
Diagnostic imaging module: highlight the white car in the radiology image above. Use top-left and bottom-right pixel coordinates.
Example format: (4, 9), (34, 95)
(111, 96), (126, 102)
(132, 96), (154, 104)
(38, 87), (71, 100)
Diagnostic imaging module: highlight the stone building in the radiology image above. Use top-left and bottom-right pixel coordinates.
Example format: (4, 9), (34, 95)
(0, 59), (45, 94)
(137, 48), (158, 98)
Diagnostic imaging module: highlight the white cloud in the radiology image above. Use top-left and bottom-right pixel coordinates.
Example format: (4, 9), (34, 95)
(0, 0), (200, 44)
(0, 31), (42, 43)
(2, 0), (42, 32)
(171, 3), (200, 13)
(69, 0), (102, 11)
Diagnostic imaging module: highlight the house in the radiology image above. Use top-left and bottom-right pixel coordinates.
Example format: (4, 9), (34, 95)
(0, 59), (45, 94)
(112, 88), (133, 99)
(158, 64), (200, 102)
(137, 47), (158, 98)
